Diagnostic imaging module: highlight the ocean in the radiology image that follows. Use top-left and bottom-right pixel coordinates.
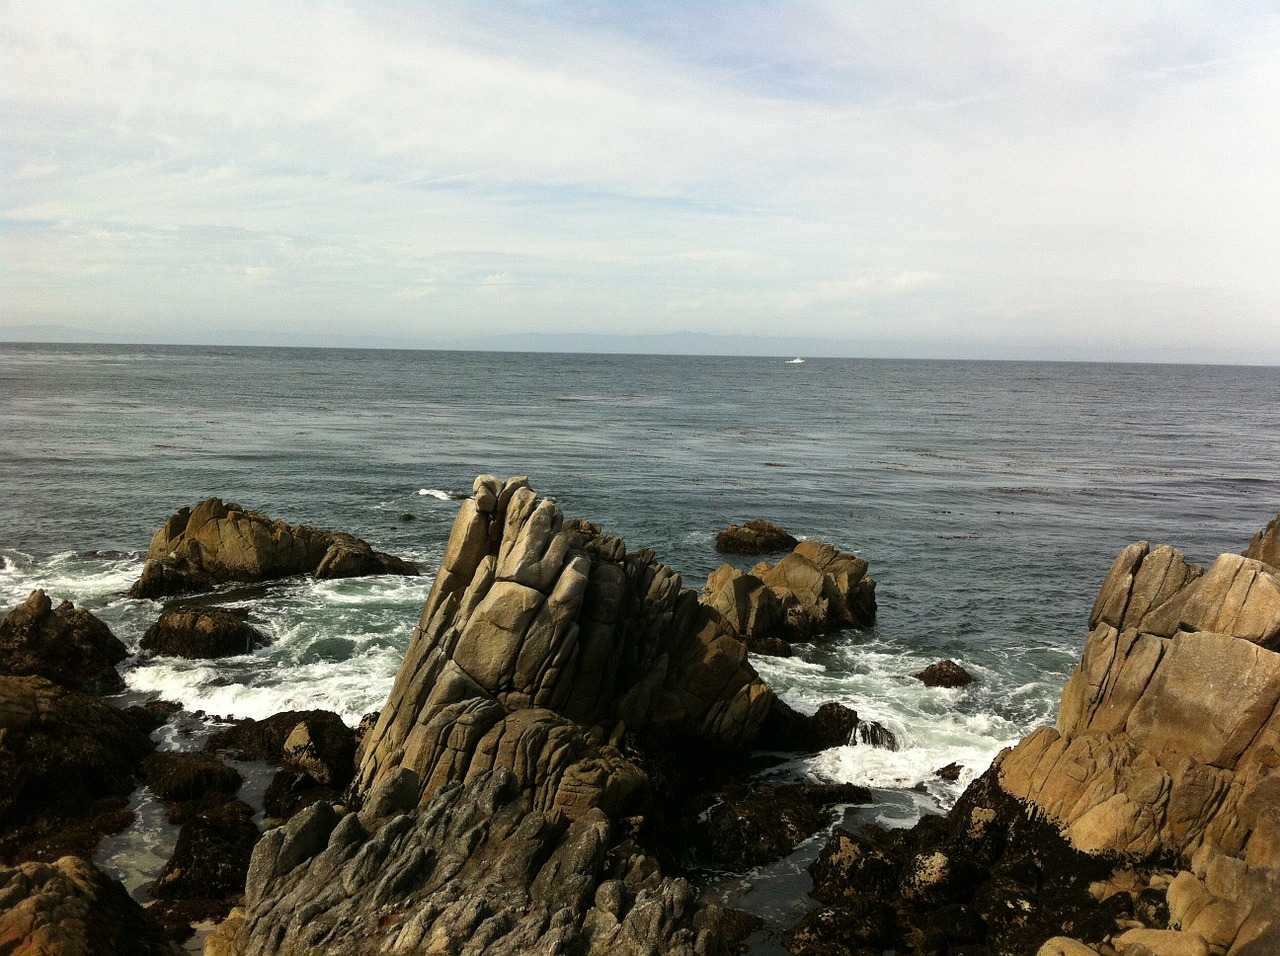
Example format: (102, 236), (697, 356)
(3, 343), (1279, 929)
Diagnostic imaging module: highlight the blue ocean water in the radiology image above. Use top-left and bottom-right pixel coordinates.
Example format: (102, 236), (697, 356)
(2, 344), (1278, 827)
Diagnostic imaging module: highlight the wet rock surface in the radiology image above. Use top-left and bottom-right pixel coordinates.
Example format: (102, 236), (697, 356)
(0, 590), (127, 694)
(140, 605), (269, 659)
(915, 659), (975, 688)
(128, 497), (418, 599)
(0, 676), (155, 864)
(206, 710), (358, 824)
(754, 697), (897, 754)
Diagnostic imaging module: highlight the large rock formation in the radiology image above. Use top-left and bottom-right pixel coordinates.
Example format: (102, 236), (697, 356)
(207, 475), (780, 955)
(355, 476), (774, 808)
(128, 498), (419, 598)
(701, 539), (876, 652)
(0, 590), (128, 693)
(787, 520), (1280, 956)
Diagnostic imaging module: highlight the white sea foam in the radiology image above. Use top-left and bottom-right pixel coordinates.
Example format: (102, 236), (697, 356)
(126, 647), (405, 725)
(0, 549), (143, 609)
(750, 632), (1049, 811)
(417, 488), (453, 500)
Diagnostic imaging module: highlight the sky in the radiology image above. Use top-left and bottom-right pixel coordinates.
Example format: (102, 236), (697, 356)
(3, 1), (1280, 362)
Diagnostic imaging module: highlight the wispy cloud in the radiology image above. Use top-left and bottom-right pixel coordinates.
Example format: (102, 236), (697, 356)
(3, 0), (1279, 359)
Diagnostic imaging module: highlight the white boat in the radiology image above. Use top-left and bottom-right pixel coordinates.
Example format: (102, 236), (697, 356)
(785, 357), (806, 364)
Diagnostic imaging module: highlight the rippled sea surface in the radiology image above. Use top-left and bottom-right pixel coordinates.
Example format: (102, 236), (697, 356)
(3, 344), (1279, 894)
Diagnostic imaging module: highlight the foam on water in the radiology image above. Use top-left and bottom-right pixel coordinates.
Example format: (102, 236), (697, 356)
(417, 488), (454, 500)
(752, 633), (1054, 811)
(121, 573), (433, 724)
(0, 548), (143, 608)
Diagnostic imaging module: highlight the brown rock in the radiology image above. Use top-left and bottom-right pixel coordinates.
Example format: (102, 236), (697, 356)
(0, 590), (127, 693)
(0, 676), (154, 863)
(1244, 513), (1280, 569)
(788, 514), (1280, 956)
(700, 540), (876, 651)
(915, 659), (975, 688)
(206, 710), (355, 790)
(128, 498), (418, 598)
(0, 856), (177, 956)
(140, 606), (269, 659)
(143, 752), (242, 804)
(714, 519), (799, 554)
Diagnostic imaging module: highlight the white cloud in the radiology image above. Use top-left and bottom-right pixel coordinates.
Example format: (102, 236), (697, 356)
(3, 0), (1279, 360)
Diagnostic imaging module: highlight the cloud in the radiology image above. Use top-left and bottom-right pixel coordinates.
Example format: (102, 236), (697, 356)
(3, 0), (1279, 360)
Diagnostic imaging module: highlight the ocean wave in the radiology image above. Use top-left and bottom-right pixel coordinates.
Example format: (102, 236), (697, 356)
(0, 549), (144, 609)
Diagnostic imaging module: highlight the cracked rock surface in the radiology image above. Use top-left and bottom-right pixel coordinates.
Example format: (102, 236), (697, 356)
(208, 476), (777, 956)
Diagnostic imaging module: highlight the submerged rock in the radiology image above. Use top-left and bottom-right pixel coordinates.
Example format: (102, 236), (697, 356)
(0, 589), (127, 693)
(715, 519), (799, 555)
(140, 605), (269, 659)
(787, 514), (1280, 956)
(128, 497), (418, 599)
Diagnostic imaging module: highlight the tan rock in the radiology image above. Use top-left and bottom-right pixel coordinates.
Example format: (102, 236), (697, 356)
(355, 478), (775, 817)
(0, 856), (174, 956)
(1113, 928), (1209, 956)
(128, 497), (417, 598)
(1037, 938), (1105, 956)
(1244, 514), (1280, 569)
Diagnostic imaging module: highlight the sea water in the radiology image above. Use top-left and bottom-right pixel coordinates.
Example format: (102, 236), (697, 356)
(2, 344), (1278, 913)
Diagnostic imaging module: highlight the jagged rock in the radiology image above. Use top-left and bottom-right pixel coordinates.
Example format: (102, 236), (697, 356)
(915, 659), (975, 688)
(714, 519), (799, 555)
(701, 539), (876, 652)
(789, 515), (1280, 956)
(0, 676), (155, 863)
(0, 589), (127, 693)
(1244, 513), (1280, 569)
(204, 768), (722, 956)
(140, 606), (269, 659)
(356, 476), (774, 817)
(128, 498), (418, 598)
(211, 476), (783, 956)
(0, 855), (178, 956)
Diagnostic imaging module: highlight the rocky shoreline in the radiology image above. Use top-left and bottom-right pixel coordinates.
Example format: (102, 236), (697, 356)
(3, 482), (1278, 954)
